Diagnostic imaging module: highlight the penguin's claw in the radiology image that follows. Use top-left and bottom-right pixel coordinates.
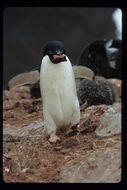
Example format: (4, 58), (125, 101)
(49, 132), (61, 143)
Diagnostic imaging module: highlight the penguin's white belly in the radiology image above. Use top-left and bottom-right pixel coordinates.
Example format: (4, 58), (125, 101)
(40, 55), (80, 134)
(43, 81), (75, 127)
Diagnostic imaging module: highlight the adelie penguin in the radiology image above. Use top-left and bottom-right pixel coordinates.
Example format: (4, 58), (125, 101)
(40, 41), (84, 142)
(109, 39), (121, 79)
(77, 39), (122, 79)
(29, 64), (94, 98)
(7, 59), (94, 98)
(77, 40), (112, 78)
(40, 40), (94, 143)
(7, 41), (94, 143)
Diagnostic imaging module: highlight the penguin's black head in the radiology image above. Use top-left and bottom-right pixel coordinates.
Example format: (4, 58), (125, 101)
(88, 39), (107, 52)
(43, 40), (67, 64)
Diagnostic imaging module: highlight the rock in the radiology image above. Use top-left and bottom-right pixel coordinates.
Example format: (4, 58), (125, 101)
(95, 103), (121, 137)
(3, 100), (18, 110)
(78, 104), (109, 135)
(3, 84), (121, 183)
(3, 134), (21, 142)
(3, 90), (10, 101)
(9, 86), (31, 100)
(77, 76), (115, 106)
(10, 160), (21, 174)
(3, 87), (42, 116)
(107, 79), (121, 102)
(3, 86), (31, 110)
(3, 122), (44, 138)
(62, 139), (78, 148)
(60, 144), (121, 183)
(66, 103), (121, 138)
(80, 125), (97, 134)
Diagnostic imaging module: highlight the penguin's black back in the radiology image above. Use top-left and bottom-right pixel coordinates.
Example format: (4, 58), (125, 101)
(78, 40), (112, 78)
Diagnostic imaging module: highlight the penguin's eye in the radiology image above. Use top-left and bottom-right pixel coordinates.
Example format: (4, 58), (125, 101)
(60, 49), (64, 54)
(49, 50), (53, 55)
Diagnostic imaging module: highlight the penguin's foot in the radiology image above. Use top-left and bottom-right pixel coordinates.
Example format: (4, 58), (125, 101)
(49, 131), (61, 143)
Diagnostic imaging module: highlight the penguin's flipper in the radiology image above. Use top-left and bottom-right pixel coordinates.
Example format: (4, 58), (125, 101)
(8, 70), (40, 90)
(72, 65), (94, 81)
(8, 65), (94, 90)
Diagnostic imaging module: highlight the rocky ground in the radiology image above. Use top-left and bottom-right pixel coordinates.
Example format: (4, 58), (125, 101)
(3, 79), (121, 183)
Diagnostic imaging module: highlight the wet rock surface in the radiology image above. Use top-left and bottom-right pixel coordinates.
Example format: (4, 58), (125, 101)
(3, 84), (121, 183)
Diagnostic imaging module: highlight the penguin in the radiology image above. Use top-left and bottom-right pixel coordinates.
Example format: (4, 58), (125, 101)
(109, 39), (121, 79)
(109, 39), (121, 50)
(29, 65), (94, 98)
(112, 8), (122, 40)
(78, 39), (122, 79)
(40, 40), (80, 143)
(77, 40), (112, 78)
(7, 65), (94, 98)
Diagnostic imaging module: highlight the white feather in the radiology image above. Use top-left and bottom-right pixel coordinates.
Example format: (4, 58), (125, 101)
(40, 55), (80, 134)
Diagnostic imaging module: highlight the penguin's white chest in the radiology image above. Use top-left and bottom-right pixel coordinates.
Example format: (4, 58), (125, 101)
(40, 55), (80, 133)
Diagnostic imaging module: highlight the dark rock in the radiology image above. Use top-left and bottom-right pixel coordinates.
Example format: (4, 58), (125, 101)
(77, 76), (115, 106)
(65, 129), (79, 137)
(80, 125), (97, 134)
(62, 139), (78, 148)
